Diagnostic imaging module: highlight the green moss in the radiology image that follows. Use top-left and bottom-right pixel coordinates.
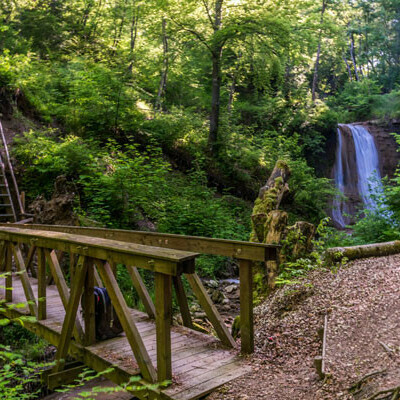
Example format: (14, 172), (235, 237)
(276, 160), (290, 170)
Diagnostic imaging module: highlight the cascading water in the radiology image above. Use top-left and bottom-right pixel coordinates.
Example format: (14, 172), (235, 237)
(332, 124), (384, 228)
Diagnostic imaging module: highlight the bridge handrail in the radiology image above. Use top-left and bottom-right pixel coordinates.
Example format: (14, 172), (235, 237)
(2, 223), (279, 261)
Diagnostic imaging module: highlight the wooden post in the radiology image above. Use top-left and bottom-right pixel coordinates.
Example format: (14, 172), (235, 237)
(127, 265), (155, 319)
(239, 259), (254, 354)
(37, 247), (46, 320)
(173, 275), (193, 329)
(155, 272), (172, 382)
(5, 243), (12, 302)
(185, 272), (236, 348)
(54, 256), (88, 373)
(83, 259), (96, 346)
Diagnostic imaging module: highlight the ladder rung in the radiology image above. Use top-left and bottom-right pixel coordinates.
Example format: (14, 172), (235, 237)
(0, 214), (14, 217)
(0, 204), (11, 207)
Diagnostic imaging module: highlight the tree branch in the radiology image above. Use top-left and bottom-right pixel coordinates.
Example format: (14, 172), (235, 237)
(169, 17), (213, 54)
(201, 0), (215, 28)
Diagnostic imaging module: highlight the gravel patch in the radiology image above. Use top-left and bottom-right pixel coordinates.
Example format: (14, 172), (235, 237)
(208, 254), (400, 400)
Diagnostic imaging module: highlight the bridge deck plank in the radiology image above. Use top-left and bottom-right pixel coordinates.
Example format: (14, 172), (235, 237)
(0, 275), (250, 400)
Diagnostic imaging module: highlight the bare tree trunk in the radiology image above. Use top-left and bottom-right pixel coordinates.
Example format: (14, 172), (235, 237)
(227, 52), (241, 115)
(350, 33), (360, 81)
(128, 3), (139, 73)
(156, 18), (169, 111)
(311, 0), (326, 102)
(343, 56), (353, 80)
(208, 0), (223, 154)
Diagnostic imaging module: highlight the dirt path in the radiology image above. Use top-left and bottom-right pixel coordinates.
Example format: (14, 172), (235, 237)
(208, 254), (400, 400)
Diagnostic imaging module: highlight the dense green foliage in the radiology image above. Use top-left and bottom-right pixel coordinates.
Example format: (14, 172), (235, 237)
(1, 0), (400, 266)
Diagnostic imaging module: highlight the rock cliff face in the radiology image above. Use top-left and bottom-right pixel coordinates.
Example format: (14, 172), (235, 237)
(357, 120), (400, 179)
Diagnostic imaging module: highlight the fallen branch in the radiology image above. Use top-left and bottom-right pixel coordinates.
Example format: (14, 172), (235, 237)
(348, 369), (387, 392)
(366, 385), (400, 400)
(325, 241), (400, 265)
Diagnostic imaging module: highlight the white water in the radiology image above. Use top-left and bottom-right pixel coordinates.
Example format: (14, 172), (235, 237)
(332, 124), (383, 228)
(351, 125), (382, 208)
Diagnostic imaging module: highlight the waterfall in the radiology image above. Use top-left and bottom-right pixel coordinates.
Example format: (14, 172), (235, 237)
(332, 124), (383, 228)
(351, 125), (382, 208)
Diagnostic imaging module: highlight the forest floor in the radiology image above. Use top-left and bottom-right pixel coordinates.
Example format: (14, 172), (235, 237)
(208, 254), (400, 400)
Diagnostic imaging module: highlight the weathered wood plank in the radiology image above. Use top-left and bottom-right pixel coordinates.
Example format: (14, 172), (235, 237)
(11, 244), (38, 317)
(239, 259), (254, 354)
(96, 259), (157, 383)
(45, 249), (84, 343)
(5, 224), (279, 261)
(54, 255), (88, 373)
(37, 248), (48, 319)
(127, 266), (155, 319)
(185, 273), (236, 348)
(173, 276), (193, 329)
(155, 272), (172, 382)
(0, 227), (197, 276)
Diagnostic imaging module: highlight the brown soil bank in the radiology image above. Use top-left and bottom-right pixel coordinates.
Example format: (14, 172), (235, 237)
(208, 254), (400, 400)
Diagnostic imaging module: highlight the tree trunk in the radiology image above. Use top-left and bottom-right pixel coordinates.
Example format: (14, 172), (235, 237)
(343, 56), (353, 80)
(208, 0), (224, 154)
(325, 241), (400, 265)
(350, 33), (360, 81)
(155, 18), (169, 111)
(128, 3), (139, 73)
(311, 0), (326, 102)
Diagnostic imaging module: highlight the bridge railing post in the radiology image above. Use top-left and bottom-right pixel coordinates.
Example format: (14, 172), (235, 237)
(5, 242), (12, 302)
(155, 271), (172, 382)
(239, 259), (254, 354)
(83, 258), (96, 346)
(37, 247), (47, 320)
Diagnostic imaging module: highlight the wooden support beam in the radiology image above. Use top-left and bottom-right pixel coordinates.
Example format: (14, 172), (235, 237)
(25, 245), (37, 277)
(37, 247), (46, 320)
(5, 243), (12, 302)
(12, 244), (38, 317)
(93, 264), (103, 288)
(54, 256), (88, 373)
(97, 260), (157, 383)
(83, 260), (96, 346)
(173, 276), (193, 329)
(45, 363), (86, 390)
(185, 273), (236, 348)
(45, 249), (84, 344)
(239, 259), (254, 354)
(155, 272), (172, 382)
(127, 266), (155, 319)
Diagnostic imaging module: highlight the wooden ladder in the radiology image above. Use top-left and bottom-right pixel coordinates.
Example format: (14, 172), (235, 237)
(0, 121), (24, 222)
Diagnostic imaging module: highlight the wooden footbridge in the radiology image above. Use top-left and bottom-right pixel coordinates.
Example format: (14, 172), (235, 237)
(0, 224), (278, 400)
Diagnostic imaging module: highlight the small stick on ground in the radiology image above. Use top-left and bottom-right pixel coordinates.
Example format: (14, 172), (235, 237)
(379, 340), (395, 355)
